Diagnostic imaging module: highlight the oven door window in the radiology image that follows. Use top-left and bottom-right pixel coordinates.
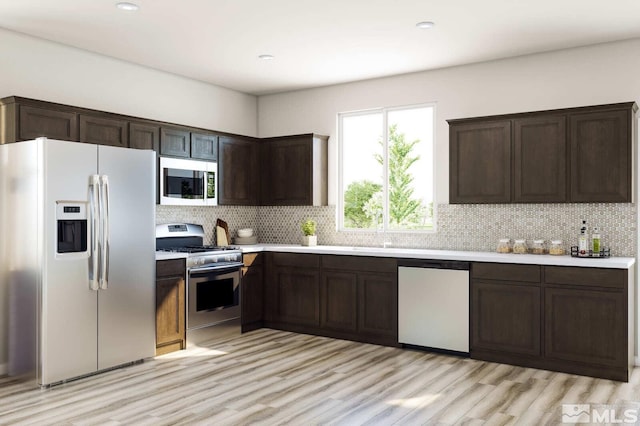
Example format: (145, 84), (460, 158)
(196, 276), (238, 311)
(163, 168), (205, 200)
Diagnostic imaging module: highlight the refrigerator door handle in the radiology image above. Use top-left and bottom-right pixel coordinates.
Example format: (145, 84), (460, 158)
(99, 175), (110, 290)
(89, 175), (100, 291)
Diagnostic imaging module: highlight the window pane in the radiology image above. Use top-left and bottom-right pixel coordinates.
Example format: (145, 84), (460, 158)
(341, 113), (383, 229)
(387, 106), (434, 230)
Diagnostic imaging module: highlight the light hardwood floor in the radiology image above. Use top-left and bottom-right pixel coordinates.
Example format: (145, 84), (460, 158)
(0, 327), (639, 425)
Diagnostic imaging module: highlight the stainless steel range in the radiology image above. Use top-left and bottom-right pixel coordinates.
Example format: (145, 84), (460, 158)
(156, 223), (243, 346)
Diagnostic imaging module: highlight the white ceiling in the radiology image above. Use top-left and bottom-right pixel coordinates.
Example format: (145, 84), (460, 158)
(1, 0), (640, 95)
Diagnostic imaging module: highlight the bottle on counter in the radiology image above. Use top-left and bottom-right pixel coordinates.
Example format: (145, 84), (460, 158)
(592, 226), (601, 257)
(578, 220), (588, 256)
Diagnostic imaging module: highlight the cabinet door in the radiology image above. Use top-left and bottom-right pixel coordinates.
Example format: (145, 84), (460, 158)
(191, 133), (218, 161)
(241, 254), (264, 326)
(129, 122), (159, 151)
(471, 281), (541, 356)
(545, 287), (626, 367)
(160, 127), (191, 158)
(272, 266), (320, 326)
(513, 116), (567, 202)
(569, 109), (630, 202)
(264, 137), (312, 205)
(449, 120), (511, 203)
(79, 115), (128, 147)
(218, 136), (259, 205)
(357, 272), (397, 339)
(320, 271), (358, 332)
(19, 105), (78, 141)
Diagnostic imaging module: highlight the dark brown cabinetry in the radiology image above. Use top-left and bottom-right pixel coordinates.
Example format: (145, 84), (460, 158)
(261, 134), (328, 206)
(570, 109), (630, 202)
(241, 253), (264, 332)
(79, 115), (128, 148)
(129, 122), (160, 151)
(449, 120), (512, 204)
(265, 253), (398, 346)
(191, 132), (218, 161)
(513, 116), (567, 202)
(470, 262), (631, 381)
(449, 102), (636, 204)
(19, 105), (78, 142)
(218, 136), (260, 205)
(160, 127), (191, 158)
(156, 259), (186, 355)
(471, 263), (541, 357)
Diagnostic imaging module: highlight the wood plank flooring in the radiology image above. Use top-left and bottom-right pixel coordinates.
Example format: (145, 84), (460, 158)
(0, 327), (639, 425)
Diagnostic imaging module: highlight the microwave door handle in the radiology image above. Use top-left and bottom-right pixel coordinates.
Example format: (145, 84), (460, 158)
(99, 175), (110, 290)
(88, 175), (100, 291)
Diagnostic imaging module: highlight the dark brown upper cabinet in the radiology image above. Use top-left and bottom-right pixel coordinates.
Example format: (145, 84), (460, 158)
(160, 127), (191, 158)
(570, 108), (630, 202)
(513, 115), (567, 202)
(191, 132), (218, 161)
(218, 135), (260, 205)
(448, 102), (636, 204)
(19, 105), (78, 142)
(261, 134), (328, 206)
(449, 120), (512, 204)
(80, 115), (128, 148)
(129, 122), (160, 151)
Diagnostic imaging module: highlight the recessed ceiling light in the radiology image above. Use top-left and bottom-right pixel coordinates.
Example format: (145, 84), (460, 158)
(416, 21), (435, 29)
(258, 54), (275, 61)
(116, 2), (139, 11)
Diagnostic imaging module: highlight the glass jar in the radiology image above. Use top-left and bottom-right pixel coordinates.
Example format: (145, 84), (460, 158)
(531, 239), (546, 254)
(549, 240), (565, 256)
(497, 238), (512, 253)
(512, 239), (528, 254)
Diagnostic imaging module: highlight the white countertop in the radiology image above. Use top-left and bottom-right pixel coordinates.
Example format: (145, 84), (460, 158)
(235, 244), (636, 269)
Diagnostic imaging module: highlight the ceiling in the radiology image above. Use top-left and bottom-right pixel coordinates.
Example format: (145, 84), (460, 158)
(1, 0), (640, 95)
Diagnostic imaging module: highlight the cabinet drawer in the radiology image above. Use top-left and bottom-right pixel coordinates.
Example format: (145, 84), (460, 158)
(156, 259), (186, 277)
(544, 266), (626, 289)
(321, 255), (396, 273)
(271, 252), (319, 268)
(472, 262), (540, 283)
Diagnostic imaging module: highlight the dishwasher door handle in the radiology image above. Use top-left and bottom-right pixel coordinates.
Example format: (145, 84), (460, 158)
(398, 259), (470, 270)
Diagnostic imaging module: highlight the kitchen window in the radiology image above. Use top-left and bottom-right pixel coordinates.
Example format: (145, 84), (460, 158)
(338, 103), (435, 231)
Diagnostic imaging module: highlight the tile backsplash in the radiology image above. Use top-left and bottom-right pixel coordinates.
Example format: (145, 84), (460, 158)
(157, 203), (637, 257)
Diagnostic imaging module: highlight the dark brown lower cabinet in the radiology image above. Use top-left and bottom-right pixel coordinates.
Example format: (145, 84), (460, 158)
(472, 281), (541, 356)
(241, 253), (264, 332)
(156, 259), (186, 355)
(471, 262), (632, 381)
(264, 253), (398, 347)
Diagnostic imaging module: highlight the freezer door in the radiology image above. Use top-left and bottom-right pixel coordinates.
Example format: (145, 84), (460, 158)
(97, 145), (156, 370)
(41, 140), (99, 385)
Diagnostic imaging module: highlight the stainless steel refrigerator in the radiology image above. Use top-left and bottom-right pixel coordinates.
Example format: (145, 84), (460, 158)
(0, 138), (156, 386)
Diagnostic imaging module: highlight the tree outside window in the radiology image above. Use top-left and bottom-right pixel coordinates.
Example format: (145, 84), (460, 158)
(339, 105), (434, 231)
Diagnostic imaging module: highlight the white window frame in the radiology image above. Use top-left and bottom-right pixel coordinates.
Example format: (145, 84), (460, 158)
(337, 102), (436, 233)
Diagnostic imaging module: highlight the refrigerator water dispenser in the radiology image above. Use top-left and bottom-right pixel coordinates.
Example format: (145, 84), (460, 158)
(56, 201), (88, 255)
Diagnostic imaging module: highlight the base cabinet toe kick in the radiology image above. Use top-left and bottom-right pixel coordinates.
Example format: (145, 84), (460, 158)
(469, 262), (634, 382)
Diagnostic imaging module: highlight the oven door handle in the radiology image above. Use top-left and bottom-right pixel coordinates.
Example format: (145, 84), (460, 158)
(188, 263), (244, 275)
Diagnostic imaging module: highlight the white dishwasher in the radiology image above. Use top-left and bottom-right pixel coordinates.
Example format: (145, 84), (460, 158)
(398, 260), (470, 354)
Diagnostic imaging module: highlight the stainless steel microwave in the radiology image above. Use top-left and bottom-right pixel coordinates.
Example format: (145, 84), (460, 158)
(159, 157), (217, 206)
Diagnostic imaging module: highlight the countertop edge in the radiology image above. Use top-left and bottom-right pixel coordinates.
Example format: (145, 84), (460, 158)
(234, 244), (636, 269)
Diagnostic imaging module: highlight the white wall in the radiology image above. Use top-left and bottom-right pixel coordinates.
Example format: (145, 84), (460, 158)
(0, 28), (258, 136)
(257, 38), (640, 205)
